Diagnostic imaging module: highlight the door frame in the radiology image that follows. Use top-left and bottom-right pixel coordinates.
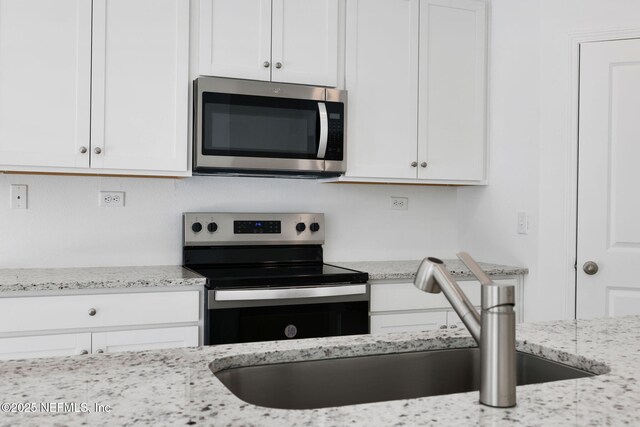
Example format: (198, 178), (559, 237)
(565, 27), (640, 319)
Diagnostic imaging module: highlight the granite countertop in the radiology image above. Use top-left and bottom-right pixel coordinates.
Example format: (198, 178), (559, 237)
(1, 315), (638, 426)
(0, 266), (206, 294)
(332, 259), (528, 281)
(0, 260), (526, 296)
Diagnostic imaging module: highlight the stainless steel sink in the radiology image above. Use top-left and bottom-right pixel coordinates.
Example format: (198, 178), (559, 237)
(213, 347), (595, 409)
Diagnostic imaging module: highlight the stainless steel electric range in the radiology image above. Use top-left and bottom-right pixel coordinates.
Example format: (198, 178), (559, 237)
(183, 213), (369, 345)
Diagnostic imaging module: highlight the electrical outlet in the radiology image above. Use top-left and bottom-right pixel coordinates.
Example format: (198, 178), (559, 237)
(517, 211), (529, 234)
(390, 197), (408, 210)
(10, 185), (27, 209)
(100, 191), (125, 208)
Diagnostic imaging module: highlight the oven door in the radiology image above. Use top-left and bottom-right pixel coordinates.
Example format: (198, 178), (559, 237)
(194, 77), (332, 174)
(205, 285), (369, 345)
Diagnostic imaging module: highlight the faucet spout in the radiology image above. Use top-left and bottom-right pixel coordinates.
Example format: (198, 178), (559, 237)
(414, 256), (481, 344)
(413, 253), (517, 408)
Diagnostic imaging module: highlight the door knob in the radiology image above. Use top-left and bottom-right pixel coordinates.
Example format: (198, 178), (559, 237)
(583, 261), (599, 275)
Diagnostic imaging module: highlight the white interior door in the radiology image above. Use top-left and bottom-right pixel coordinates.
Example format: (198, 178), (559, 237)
(577, 38), (640, 319)
(0, 0), (91, 168)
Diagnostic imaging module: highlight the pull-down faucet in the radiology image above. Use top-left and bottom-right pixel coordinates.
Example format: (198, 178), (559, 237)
(413, 252), (516, 408)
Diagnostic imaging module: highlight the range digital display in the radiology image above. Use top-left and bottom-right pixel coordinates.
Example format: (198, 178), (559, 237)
(234, 220), (281, 234)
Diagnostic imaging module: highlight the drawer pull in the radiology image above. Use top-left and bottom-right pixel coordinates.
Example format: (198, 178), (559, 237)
(88, 308), (97, 316)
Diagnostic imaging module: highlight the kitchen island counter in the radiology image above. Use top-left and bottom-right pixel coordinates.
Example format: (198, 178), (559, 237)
(0, 315), (638, 426)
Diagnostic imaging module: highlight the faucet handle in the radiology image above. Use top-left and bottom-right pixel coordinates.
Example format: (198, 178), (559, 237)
(456, 252), (493, 285)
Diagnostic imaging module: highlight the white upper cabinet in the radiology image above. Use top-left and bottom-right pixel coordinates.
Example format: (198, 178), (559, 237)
(199, 0), (339, 87)
(91, 0), (189, 172)
(198, 0), (272, 82)
(0, 0), (189, 176)
(344, 0), (419, 179)
(0, 0), (91, 169)
(342, 0), (487, 185)
(271, 0), (338, 87)
(417, 0), (486, 181)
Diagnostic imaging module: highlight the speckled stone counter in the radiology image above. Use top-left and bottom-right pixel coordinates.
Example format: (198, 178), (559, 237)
(0, 266), (206, 294)
(1, 315), (639, 426)
(331, 259), (528, 281)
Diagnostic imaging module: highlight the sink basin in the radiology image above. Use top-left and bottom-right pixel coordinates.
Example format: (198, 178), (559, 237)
(213, 347), (595, 409)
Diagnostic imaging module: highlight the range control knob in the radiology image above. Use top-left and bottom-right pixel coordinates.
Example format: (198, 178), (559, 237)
(207, 222), (218, 233)
(191, 222), (203, 233)
(295, 222), (306, 232)
(310, 223), (320, 232)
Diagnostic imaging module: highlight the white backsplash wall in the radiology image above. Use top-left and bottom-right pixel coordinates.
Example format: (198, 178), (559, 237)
(0, 174), (458, 268)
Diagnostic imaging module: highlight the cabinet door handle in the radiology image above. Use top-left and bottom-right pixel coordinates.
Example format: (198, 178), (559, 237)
(96, 349), (104, 354)
(94, 147), (102, 155)
(88, 308), (97, 316)
(79, 146), (87, 154)
(411, 161), (418, 167)
(263, 61), (270, 68)
(439, 325), (447, 329)
(420, 162), (427, 168)
(275, 62), (282, 69)
(80, 350), (88, 355)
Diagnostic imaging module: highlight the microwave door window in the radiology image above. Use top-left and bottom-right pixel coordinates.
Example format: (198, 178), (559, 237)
(202, 93), (320, 159)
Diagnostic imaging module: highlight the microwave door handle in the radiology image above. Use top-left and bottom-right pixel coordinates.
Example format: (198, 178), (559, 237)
(317, 102), (328, 159)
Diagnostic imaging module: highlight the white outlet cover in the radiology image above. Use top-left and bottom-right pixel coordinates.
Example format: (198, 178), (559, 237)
(390, 196), (408, 210)
(100, 191), (125, 208)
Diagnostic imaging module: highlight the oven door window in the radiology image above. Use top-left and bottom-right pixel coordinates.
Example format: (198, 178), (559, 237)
(202, 92), (321, 159)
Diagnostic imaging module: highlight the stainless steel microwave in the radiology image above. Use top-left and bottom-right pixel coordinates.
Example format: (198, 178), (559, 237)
(193, 77), (347, 177)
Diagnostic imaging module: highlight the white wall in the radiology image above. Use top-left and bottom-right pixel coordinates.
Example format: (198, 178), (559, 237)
(459, 0), (640, 322)
(0, 173), (458, 268)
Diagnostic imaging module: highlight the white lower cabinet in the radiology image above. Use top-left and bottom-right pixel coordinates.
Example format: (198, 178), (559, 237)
(371, 311), (447, 334)
(0, 290), (201, 361)
(92, 326), (198, 354)
(0, 333), (91, 360)
(370, 276), (524, 335)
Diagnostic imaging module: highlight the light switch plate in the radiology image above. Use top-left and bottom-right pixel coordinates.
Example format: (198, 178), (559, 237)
(10, 185), (27, 209)
(517, 211), (529, 234)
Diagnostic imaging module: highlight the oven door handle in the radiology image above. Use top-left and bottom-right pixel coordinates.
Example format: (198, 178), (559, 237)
(316, 102), (328, 159)
(214, 284), (366, 302)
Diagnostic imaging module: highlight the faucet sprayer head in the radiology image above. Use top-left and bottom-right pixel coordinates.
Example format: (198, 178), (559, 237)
(413, 257), (445, 294)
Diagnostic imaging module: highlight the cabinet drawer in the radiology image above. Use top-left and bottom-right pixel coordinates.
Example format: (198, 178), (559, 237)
(371, 311), (447, 334)
(0, 291), (199, 334)
(371, 281), (482, 312)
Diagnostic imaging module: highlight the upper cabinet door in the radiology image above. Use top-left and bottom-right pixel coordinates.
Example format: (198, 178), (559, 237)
(91, 0), (189, 172)
(0, 0), (91, 168)
(417, 0), (486, 181)
(271, 0), (338, 87)
(344, 0), (420, 179)
(199, 0), (272, 81)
